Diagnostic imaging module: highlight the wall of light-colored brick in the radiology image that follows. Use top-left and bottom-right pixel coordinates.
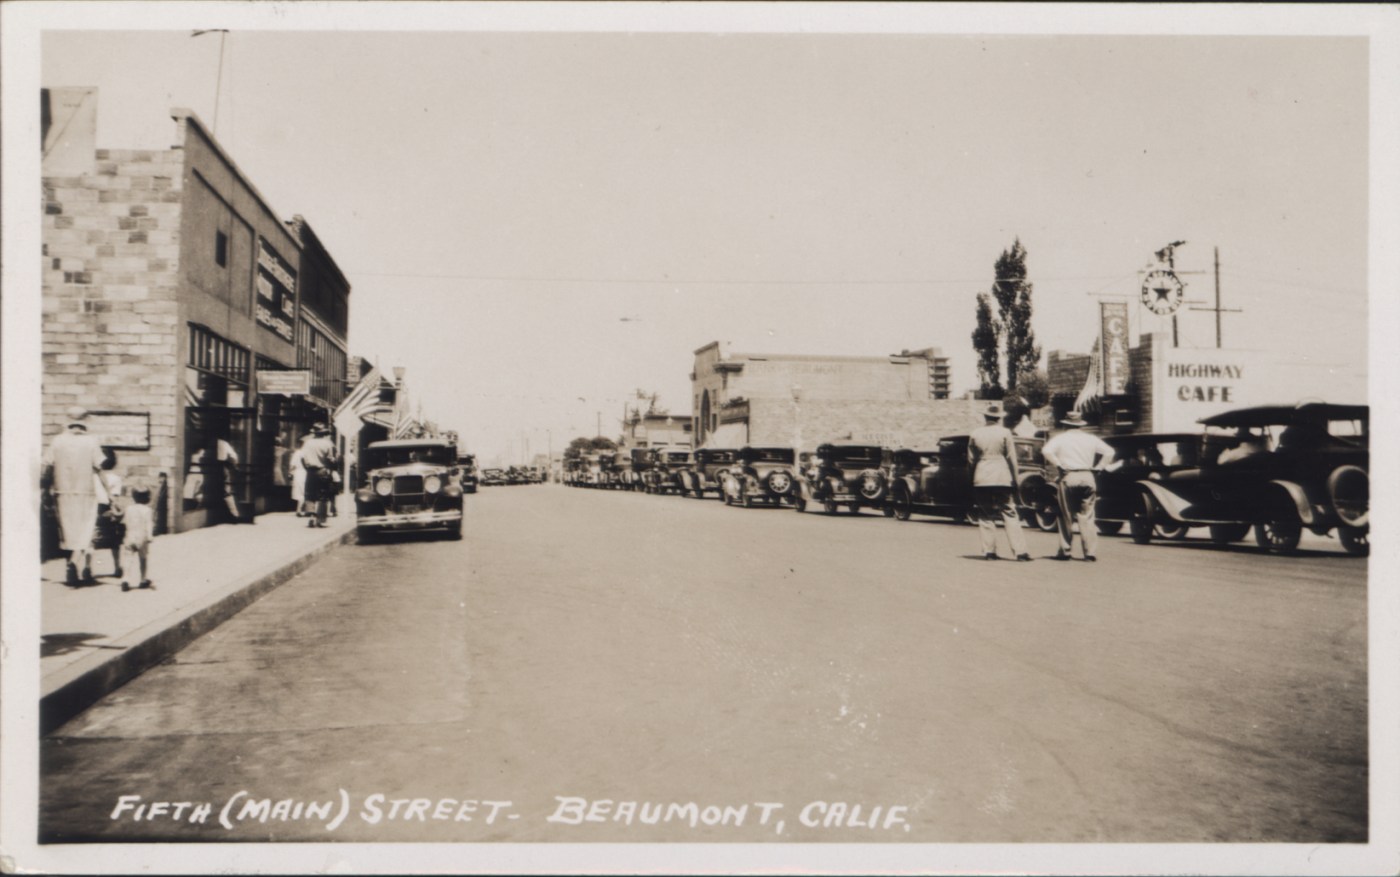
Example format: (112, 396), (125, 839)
(42, 147), (185, 521)
(745, 398), (988, 450)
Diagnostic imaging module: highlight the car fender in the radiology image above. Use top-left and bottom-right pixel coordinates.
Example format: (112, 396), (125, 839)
(1136, 479), (1193, 523)
(1267, 479), (1315, 526)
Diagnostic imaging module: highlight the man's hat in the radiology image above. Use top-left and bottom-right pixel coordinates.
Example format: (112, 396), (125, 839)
(982, 403), (1004, 421)
(1060, 411), (1088, 428)
(66, 406), (89, 429)
(312, 422), (331, 435)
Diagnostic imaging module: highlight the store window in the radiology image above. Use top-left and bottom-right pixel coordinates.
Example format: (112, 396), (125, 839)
(184, 325), (251, 523)
(215, 230), (228, 267)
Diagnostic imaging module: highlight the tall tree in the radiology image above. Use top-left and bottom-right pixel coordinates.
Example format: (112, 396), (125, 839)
(972, 292), (1002, 399)
(974, 238), (1042, 399)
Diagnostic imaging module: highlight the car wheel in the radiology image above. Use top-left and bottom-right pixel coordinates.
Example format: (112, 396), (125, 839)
(1208, 523), (1250, 546)
(894, 496), (912, 522)
(882, 504), (895, 518)
(858, 472), (887, 502)
(848, 503), (861, 514)
(765, 471), (793, 497)
(742, 493), (755, 509)
(445, 521), (463, 541)
(822, 500), (838, 515)
(1328, 466), (1369, 528)
(1129, 491), (1155, 544)
(1096, 521), (1124, 536)
(1338, 525), (1369, 557)
(1254, 514), (1302, 554)
(794, 498), (807, 513)
(1033, 496), (1059, 532)
(1154, 522), (1189, 540)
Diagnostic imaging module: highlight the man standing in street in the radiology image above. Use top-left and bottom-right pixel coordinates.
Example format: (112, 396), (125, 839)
(968, 403), (1032, 562)
(299, 423), (339, 528)
(1042, 410), (1116, 562)
(42, 407), (106, 585)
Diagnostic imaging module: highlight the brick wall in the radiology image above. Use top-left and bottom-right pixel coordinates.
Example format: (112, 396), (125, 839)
(42, 147), (185, 509)
(748, 398), (987, 449)
(1129, 334), (1155, 432)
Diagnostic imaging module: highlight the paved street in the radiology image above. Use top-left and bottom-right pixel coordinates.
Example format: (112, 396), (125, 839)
(41, 484), (1367, 843)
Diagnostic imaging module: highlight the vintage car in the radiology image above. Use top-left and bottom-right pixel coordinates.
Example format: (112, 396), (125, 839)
(884, 435), (1059, 530)
(480, 467), (506, 486)
(355, 439), (463, 541)
(1129, 403), (1369, 555)
(793, 443), (888, 514)
(622, 448), (652, 491)
(1093, 432), (1201, 536)
(643, 448), (692, 495)
(562, 458), (584, 486)
(456, 452), (479, 494)
(579, 452), (607, 487)
(720, 446), (798, 508)
(609, 453), (636, 490)
(680, 448), (738, 499)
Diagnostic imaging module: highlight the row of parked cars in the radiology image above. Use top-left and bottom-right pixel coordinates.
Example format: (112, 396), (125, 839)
(560, 403), (1369, 556)
(479, 464), (547, 487)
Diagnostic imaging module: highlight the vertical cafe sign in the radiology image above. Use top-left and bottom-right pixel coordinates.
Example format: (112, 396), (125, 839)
(256, 238), (296, 343)
(1100, 301), (1130, 395)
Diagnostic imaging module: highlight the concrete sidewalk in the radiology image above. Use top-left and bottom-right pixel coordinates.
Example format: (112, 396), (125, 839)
(40, 511), (355, 735)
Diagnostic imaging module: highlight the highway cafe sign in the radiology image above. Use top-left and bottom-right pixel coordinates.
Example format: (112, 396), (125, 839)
(1153, 337), (1256, 431)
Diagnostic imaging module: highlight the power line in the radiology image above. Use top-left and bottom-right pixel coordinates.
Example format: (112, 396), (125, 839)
(348, 270), (1138, 286)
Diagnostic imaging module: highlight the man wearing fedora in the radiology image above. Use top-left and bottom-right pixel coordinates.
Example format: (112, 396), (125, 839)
(967, 402), (1033, 562)
(1042, 410), (1116, 561)
(42, 406), (107, 586)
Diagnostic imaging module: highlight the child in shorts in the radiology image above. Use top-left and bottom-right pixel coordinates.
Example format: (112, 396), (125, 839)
(120, 488), (155, 592)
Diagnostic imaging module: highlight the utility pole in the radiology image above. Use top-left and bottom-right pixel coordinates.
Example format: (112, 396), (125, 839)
(1189, 246), (1242, 349)
(596, 411), (601, 440)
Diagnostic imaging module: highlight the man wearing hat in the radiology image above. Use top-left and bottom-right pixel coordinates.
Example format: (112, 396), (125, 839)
(967, 402), (1032, 562)
(299, 423), (339, 528)
(42, 407), (107, 585)
(1042, 410), (1116, 561)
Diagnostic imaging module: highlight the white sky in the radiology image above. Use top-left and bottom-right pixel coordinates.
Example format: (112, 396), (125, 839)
(37, 21), (1373, 465)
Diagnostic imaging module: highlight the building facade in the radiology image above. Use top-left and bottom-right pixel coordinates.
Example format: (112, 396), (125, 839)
(691, 342), (979, 450)
(1048, 331), (1368, 435)
(620, 412), (693, 452)
(41, 90), (352, 532)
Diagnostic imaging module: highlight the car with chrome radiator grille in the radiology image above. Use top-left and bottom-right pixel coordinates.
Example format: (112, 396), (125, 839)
(722, 446), (798, 507)
(356, 439), (463, 541)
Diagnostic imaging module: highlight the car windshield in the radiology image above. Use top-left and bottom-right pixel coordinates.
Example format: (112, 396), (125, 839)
(826, 447), (880, 464)
(748, 449), (793, 463)
(365, 445), (455, 468)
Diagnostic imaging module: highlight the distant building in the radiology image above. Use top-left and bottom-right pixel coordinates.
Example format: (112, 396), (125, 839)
(620, 412), (693, 451)
(41, 89), (352, 532)
(690, 342), (980, 449)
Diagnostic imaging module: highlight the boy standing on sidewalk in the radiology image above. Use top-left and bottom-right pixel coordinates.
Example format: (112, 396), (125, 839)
(120, 487), (156, 592)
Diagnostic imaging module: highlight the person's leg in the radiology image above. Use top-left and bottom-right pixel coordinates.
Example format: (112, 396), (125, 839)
(1073, 479), (1099, 558)
(974, 489), (998, 556)
(1054, 481), (1074, 556)
(138, 543), (150, 585)
(999, 489), (1029, 557)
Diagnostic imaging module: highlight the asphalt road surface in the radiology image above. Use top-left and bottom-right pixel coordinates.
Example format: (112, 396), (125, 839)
(41, 484), (1367, 843)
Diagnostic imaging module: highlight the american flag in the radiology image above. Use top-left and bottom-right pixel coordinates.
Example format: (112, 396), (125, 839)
(332, 366), (391, 435)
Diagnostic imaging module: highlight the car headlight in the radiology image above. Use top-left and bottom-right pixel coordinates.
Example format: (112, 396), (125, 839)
(374, 477), (393, 497)
(424, 475), (442, 494)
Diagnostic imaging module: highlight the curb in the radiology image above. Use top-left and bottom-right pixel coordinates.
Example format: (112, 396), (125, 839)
(40, 527), (356, 736)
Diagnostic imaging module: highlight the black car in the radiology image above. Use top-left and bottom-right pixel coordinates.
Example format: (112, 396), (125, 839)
(1130, 403), (1368, 555)
(1094, 433), (1201, 537)
(793, 443), (887, 514)
(721, 446), (798, 508)
(884, 435), (1058, 530)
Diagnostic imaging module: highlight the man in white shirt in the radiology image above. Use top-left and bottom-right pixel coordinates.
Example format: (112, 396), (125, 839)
(1041, 411), (1116, 562)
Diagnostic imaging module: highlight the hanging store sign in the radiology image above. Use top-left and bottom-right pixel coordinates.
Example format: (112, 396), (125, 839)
(1100, 301), (1130, 395)
(256, 369), (311, 395)
(86, 411), (151, 450)
(255, 238), (297, 343)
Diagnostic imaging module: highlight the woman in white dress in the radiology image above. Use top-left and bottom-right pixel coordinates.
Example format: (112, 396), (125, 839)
(290, 443), (308, 516)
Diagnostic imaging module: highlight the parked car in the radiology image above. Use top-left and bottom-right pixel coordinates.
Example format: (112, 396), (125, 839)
(562, 459), (584, 486)
(644, 449), (691, 495)
(480, 467), (506, 486)
(1129, 403), (1369, 555)
(623, 448), (652, 491)
(355, 438), (463, 541)
(884, 435), (1059, 530)
(721, 446), (798, 508)
(793, 443), (888, 514)
(1093, 433), (1201, 536)
(456, 452), (479, 494)
(680, 448), (738, 499)
(610, 454), (636, 490)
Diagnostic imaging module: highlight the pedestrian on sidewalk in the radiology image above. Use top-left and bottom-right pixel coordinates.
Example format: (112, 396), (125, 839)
(300, 423), (339, 528)
(120, 486), (156, 592)
(290, 440), (308, 516)
(42, 407), (106, 586)
(968, 403), (1032, 562)
(1042, 410), (1116, 562)
(93, 449), (127, 578)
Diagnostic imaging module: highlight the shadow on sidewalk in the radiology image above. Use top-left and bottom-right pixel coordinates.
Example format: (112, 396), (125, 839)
(41, 633), (125, 658)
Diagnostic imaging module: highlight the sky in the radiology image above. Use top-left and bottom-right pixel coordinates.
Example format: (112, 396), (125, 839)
(33, 14), (1376, 465)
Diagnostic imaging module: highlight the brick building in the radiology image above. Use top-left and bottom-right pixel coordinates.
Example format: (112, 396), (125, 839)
(620, 412), (693, 452)
(41, 89), (351, 533)
(690, 342), (980, 450)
